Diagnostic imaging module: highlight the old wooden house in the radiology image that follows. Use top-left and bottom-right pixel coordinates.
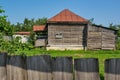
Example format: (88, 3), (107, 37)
(44, 9), (116, 50)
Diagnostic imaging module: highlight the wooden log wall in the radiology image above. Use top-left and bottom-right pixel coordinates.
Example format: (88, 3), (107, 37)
(87, 32), (102, 49)
(35, 39), (46, 47)
(87, 26), (116, 50)
(48, 24), (87, 46)
(101, 29), (116, 50)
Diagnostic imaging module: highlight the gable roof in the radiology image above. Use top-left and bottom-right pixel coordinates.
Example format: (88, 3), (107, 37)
(47, 9), (88, 23)
(33, 25), (46, 31)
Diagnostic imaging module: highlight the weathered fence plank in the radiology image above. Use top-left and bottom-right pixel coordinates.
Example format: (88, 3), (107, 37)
(0, 52), (7, 80)
(1, 53), (120, 80)
(27, 55), (52, 80)
(7, 56), (27, 80)
(105, 59), (120, 80)
(52, 57), (73, 80)
(74, 58), (100, 80)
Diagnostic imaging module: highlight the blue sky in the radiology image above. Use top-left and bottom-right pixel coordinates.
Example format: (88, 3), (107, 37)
(0, 0), (120, 27)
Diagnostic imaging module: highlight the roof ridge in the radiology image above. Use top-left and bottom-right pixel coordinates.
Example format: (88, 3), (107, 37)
(47, 9), (88, 23)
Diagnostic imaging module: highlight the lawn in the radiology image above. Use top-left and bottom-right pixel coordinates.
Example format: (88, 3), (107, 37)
(14, 49), (120, 79)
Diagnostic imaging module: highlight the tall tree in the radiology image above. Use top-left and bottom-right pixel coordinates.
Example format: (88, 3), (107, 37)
(0, 7), (13, 35)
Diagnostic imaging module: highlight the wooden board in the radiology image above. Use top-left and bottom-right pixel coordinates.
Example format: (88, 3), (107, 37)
(27, 55), (52, 80)
(52, 57), (73, 80)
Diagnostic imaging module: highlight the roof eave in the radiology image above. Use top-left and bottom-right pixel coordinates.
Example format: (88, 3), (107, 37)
(92, 24), (118, 32)
(47, 21), (89, 24)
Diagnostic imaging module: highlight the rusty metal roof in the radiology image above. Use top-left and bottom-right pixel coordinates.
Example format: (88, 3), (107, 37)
(33, 25), (46, 31)
(48, 9), (88, 23)
(14, 32), (30, 35)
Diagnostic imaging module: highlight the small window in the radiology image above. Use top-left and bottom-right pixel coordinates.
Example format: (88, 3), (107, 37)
(55, 32), (63, 39)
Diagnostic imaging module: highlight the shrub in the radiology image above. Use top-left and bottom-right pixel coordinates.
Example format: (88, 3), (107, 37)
(0, 32), (34, 55)
(116, 40), (120, 50)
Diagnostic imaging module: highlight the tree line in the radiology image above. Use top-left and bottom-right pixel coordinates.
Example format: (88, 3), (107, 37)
(0, 7), (47, 36)
(13, 17), (47, 32)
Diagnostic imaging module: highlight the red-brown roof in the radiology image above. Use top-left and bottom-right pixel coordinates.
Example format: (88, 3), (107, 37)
(15, 32), (30, 35)
(33, 25), (46, 31)
(48, 9), (88, 23)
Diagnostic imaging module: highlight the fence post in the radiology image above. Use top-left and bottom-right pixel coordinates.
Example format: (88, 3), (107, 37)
(7, 56), (27, 80)
(52, 57), (73, 80)
(27, 55), (52, 80)
(74, 58), (100, 80)
(0, 52), (7, 80)
(105, 58), (120, 80)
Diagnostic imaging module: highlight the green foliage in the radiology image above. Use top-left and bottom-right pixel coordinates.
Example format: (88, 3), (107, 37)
(116, 39), (120, 50)
(28, 31), (35, 45)
(0, 7), (13, 36)
(35, 17), (47, 25)
(89, 18), (94, 23)
(0, 33), (34, 55)
(108, 23), (120, 36)
(13, 17), (47, 32)
(108, 23), (120, 50)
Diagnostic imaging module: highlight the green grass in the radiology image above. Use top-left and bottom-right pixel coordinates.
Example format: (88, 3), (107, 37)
(14, 49), (120, 79)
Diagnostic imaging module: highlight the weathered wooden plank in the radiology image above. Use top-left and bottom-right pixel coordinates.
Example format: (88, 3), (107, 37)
(116, 59), (120, 80)
(74, 59), (88, 80)
(102, 44), (115, 46)
(27, 55), (52, 80)
(52, 57), (73, 80)
(87, 31), (102, 50)
(0, 52), (7, 80)
(88, 32), (101, 35)
(35, 39), (46, 47)
(105, 59), (116, 80)
(7, 56), (27, 80)
(102, 35), (115, 38)
(74, 58), (100, 80)
(102, 29), (114, 33)
(101, 31), (116, 50)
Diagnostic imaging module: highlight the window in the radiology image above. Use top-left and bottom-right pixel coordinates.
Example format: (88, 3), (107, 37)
(55, 32), (63, 39)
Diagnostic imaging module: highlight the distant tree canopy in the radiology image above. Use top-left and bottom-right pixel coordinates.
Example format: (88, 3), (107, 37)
(108, 23), (120, 37)
(13, 17), (47, 32)
(0, 7), (13, 36)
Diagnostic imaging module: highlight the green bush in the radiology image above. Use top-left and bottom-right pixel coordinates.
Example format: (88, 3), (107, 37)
(0, 33), (34, 55)
(116, 39), (120, 50)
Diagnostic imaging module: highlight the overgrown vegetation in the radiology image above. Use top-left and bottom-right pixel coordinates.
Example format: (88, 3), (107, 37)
(108, 23), (120, 50)
(0, 7), (47, 54)
(0, 33), (34, 55)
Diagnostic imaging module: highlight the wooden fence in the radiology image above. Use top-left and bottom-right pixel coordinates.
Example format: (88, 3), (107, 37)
(0, 52), (120, 80)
